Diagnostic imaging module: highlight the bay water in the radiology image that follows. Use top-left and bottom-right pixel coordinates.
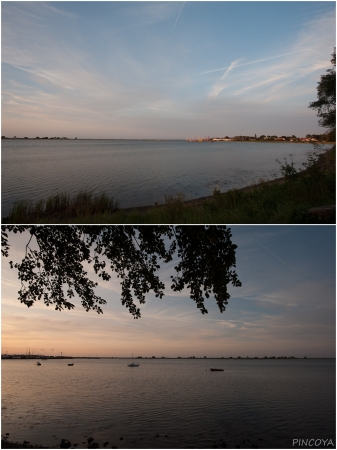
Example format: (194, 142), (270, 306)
(1, 358), (335, 448)
(1, 139), (329, 217)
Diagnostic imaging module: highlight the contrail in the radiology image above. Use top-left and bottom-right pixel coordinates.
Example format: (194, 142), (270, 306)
(208, 58), (243, 99)
(60, 38), (85, 71)
(259, 243), (307, 281)
(172, 2), (185, 33)
(221, 59), (243, 80)
(169, 52), (299, 87)
(187, 51), (300, 79)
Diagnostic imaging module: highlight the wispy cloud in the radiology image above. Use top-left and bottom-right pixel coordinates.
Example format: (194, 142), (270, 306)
(171, 2), (185, 33)
(42, 3), (78, 19)
(182, 51), (301, 82)
(206, 12), (335, 103)
(233, 73), (289, 96)
(258, 243), (307, 281)
(59, 39), (85, 72)
(1, 2), (335, 138)
(208, 59), (244, 99)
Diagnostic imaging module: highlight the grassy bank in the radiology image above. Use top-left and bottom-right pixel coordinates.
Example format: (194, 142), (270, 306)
(4, 146), (335, 224)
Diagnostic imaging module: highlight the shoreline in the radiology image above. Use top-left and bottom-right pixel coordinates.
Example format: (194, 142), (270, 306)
(2, 138), (335, 146)
(115, 145), (335, 213)
(4, 356), (331, 360)
(1, 168), (288, 223)
(119, 175), (287, 214)
(1, 439), (47, 449)
(2, 144), (335, 223)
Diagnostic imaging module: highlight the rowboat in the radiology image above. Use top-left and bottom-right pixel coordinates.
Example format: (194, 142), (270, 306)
(210, 368), (224, 371)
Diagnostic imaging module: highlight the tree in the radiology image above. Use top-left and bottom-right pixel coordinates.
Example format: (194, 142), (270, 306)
(309, 48), (336, 132)
(1, 226), (242, 319)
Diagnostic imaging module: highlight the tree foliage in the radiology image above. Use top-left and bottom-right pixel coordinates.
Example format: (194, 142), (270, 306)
(1, 226), (242, 318)
(309, 48), (336, 132)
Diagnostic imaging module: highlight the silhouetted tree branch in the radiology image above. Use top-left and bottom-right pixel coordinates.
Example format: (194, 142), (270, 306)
(1, 226), (241, 318)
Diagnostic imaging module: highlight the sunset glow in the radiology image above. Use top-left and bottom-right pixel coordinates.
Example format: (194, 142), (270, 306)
(2, 226), (335, 358)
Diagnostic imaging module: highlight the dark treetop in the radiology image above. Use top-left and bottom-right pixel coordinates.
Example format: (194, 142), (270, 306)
(309, 48), (336, 133)
(1, 226), (241, 318)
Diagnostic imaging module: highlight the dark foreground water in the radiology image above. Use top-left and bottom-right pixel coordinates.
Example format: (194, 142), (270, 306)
(1, 139), (330, 216)
(1, 358), (335, 449)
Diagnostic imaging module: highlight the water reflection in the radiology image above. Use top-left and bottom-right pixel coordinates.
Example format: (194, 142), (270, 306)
(2, 140), (329, 216)
(1, 358), (335, 448)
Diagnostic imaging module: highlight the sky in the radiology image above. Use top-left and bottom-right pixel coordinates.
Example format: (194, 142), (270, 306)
(1, 1), (336, 139)
(1, 226), (335, 358)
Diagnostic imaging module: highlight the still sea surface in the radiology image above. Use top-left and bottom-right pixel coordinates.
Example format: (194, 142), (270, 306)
(1, 139), (331, 216)
(1, 358), (335, 449)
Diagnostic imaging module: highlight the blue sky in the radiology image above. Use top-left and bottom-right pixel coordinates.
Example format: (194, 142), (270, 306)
(2, 226), (335, 358)
(1, 1), (336, 138)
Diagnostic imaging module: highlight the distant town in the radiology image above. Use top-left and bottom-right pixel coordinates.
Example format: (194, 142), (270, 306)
(1, 132), (334, 143)
(2, 353), (327, 360)
(186, 132), (333, 143)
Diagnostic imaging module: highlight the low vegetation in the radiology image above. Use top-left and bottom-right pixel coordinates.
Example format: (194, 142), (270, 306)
(3, 146), (335, 224)
(4, 191), (118, 224)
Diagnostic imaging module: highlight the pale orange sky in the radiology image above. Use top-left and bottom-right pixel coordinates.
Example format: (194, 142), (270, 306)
(1, 226), (335, 358)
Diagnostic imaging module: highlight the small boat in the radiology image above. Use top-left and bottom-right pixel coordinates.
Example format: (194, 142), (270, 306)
(68, 363), (74, 366)
(210, 368), (224, 371)
(128, 353), (139, 367)
(36, 362), (41, 366)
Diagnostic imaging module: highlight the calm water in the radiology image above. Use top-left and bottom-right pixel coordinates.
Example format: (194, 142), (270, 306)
(1, 139), (329, 216)
(1, 358), (335, 449)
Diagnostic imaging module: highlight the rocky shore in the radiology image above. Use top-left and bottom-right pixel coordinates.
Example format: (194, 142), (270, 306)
(1, 439), (47, 449)
(1, 436), (113, 449)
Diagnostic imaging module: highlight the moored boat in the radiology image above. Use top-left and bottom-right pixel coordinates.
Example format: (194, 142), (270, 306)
(128, 353), (139, 367)
(210, 368), (224, 371)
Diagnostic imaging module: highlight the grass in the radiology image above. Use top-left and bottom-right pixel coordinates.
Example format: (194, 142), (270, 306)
(4, 146), (335, 224)
(4, 191), (118, 224)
